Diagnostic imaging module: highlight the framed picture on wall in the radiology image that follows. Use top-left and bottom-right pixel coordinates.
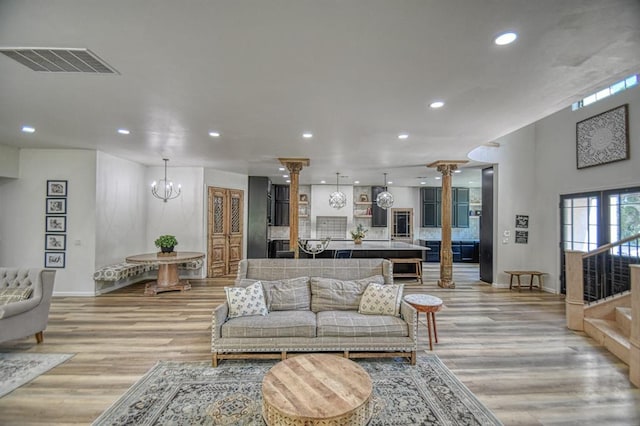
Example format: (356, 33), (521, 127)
(44, 252), (65, 268)
(515, 214), (529, 229)
(46, 198), (67, 214)
(46, 216), (67, 232)
(45, 234), (66, 250)
(47, 180), (68, 197)
(576, 104), (629, 169)
(515, 230), (529, 244)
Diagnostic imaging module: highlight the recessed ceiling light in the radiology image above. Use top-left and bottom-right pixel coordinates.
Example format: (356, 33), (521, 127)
(388, 181), (393, 185)
(21, 125), (35, 133)
(302, 132), (313, 139)
(278, 167), (285, 171)
(117, 128), (130, 135)
(286, 179), (291, 183)
(354, 180), (360, 184)
(435, 176), (441, 180)
(454, 170), (461, 173)
(208, 131), (220, 137)
(283, 174), (289, 178)
(430, 101), (445, 109)
(398, 133), (409, 140)
(420, 181), (426, 185)
(495, 32), (517, 46)
(320, 180), (326, 184)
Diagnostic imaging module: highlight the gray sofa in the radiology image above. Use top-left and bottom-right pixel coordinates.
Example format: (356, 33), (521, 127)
(211, 258), (417, 367)
(0, 268), (56, 344)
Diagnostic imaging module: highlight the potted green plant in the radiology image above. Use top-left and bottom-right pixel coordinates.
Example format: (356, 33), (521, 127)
(350, 224), (368, 244)
(154, 235), (178, 253)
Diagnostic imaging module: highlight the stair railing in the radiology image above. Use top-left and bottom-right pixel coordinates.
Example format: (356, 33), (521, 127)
(565, 233), (639, 387)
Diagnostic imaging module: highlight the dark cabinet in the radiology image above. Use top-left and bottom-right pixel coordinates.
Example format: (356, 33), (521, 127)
(273, 184), (290, 226)
(454, 188), (470, 228)
(371, 186), (388, 227)
(421, 239), (478, 263)
(268, 240), (290, 258)
(421, 187), (441, 227)
(247, 176), (272, 258)
(421, 187), (469, 228)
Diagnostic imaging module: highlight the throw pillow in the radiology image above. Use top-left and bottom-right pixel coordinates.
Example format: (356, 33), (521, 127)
(310, 275), (385, 312)
(224, 281), (268, 318)
(261, 277), (310, 311)
(358, 283), (404, 316)
(0, 287), (34, 306)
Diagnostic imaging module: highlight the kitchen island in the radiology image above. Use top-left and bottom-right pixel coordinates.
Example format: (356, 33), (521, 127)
(298, 239), (429, 259)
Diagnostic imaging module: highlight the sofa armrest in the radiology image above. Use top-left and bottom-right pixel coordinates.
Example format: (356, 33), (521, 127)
(211, 302), (229, 342)
(0, 297), (41, 319)
(400, 301), (418, 342)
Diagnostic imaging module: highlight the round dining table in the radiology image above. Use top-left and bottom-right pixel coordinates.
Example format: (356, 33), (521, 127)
(125, 251), (205, 296)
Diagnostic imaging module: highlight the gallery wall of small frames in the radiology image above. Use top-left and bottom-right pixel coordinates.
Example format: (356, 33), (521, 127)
(44, 180), (67, 268)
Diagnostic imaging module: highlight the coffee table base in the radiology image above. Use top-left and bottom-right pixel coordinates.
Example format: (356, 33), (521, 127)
(144, 281), (191, 296)
(263, 402), (372, 426)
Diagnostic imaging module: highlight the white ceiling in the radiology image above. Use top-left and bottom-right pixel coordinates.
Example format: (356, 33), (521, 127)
(0, 0), (638, 187)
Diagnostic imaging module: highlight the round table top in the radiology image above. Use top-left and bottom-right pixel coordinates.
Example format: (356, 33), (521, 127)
(125, 251), (204, 264)
(404, 294), (443, 308)
(262, 354), (372, 421)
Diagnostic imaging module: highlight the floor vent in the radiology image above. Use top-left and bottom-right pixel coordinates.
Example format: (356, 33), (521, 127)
(0, 48), (118, 73)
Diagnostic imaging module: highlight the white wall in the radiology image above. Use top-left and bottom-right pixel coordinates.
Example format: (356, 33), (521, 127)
(95, 152), (147, 267)
(0, 149), (97, 295)
(146, 166), (206, 254)
(0, 144), (19, 178)
(490, 86), (639, 292)
(311, 184), (354, 239)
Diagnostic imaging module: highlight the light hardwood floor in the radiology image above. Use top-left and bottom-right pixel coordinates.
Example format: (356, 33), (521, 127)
(0, 264), (638, 425)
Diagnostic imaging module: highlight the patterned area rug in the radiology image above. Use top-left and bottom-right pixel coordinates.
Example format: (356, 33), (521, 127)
(0, 353), (74, 398)
(93, 355), (502, 425)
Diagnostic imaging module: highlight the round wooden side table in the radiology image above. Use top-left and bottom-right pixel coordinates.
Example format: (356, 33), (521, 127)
(404, 294), (443, 351)
(262, 354), (373, 425)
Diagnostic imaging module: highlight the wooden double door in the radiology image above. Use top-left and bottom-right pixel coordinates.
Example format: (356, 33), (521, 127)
(207, 187), (244, 277)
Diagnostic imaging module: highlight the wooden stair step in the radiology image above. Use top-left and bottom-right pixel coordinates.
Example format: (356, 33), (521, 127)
(584, 318), (630, 365)
(615, 307), (632, 337)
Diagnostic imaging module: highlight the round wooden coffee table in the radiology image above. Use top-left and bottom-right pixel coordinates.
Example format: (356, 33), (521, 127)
(262, 354), (373, 425)
(404, 294), (443, 351)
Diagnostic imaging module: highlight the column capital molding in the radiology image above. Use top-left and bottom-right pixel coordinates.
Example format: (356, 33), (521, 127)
(279, 158), (310, 174)
(427, 160), (468, 176)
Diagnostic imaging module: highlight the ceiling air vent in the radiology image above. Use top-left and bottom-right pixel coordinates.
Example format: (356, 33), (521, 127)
(0, 48), (118, 73)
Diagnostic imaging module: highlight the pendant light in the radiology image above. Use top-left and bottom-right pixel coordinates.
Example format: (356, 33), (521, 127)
(376, 172), (394, 209)
(151, 158), (182, 202)
(328, 172), (347, 209)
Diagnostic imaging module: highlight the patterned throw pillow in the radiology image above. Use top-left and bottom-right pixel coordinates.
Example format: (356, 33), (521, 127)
(0, 287), (34, 306)
(225, 282), (268, 318)
(358, 283), (404, 316)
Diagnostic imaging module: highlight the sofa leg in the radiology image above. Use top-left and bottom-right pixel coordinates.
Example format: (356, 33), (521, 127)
(212, 354), (218, 368)
(35, 331), (44, 344)
(410, 351), (416, 365)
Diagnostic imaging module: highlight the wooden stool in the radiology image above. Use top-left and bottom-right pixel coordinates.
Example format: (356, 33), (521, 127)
(505, 270), (544, 291)
(403, 294), (443, 350)
(390, 258), (423, 283)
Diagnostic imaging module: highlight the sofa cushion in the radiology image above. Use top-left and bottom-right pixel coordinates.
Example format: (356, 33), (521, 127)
(238, 277), (310, 311)
(221, 311), (317, 338)
(316, 310), (408, 337)
(0, 287), (33, 306)
(358, 283), (404, 317)
(310, 275), (384, 312)
(224, 282), (268, 318)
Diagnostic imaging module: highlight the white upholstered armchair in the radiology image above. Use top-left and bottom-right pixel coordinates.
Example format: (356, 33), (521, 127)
(0, 268), (56, 344)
